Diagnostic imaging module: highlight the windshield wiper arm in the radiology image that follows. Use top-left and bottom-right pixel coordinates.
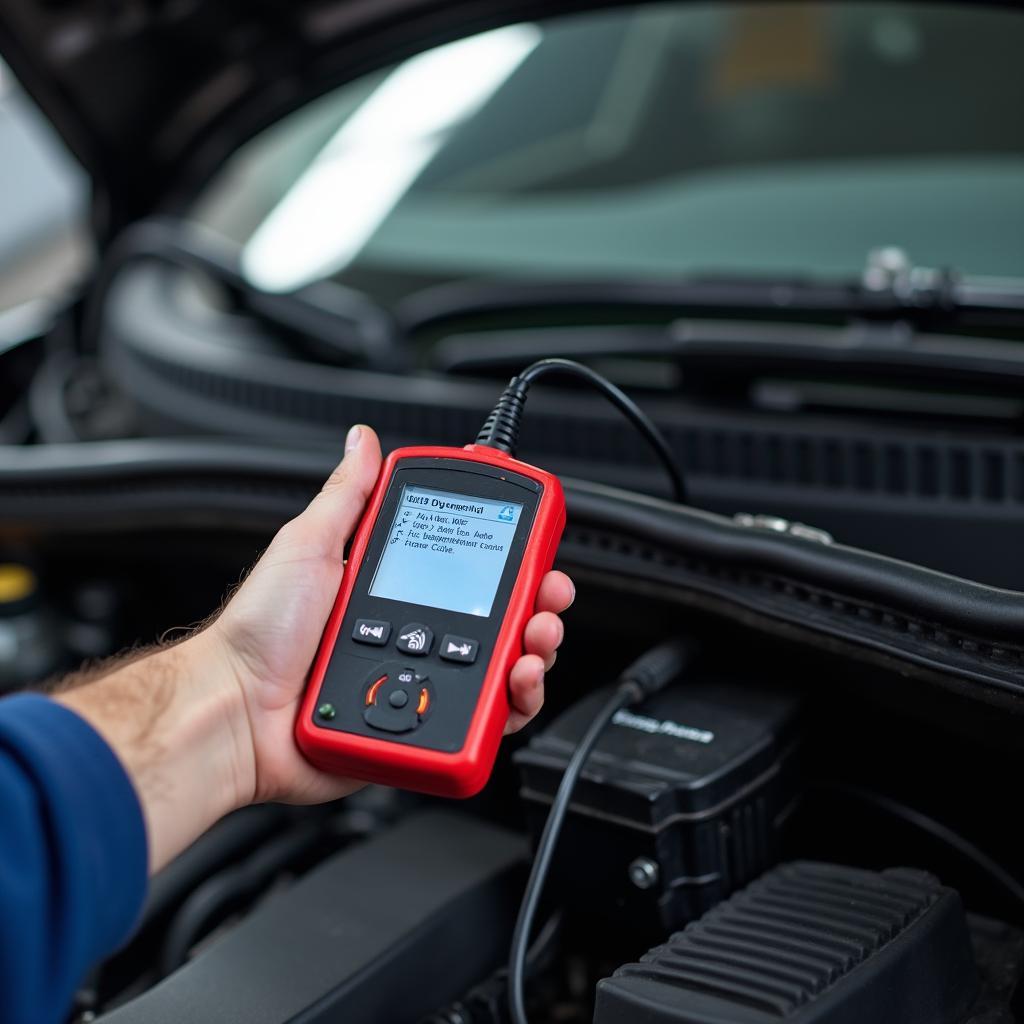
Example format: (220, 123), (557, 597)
(402, 249), (1024, 338)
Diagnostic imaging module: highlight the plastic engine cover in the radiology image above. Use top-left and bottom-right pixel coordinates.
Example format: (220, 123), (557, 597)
(594, 861), (979, 1024)
(515, 677), (800, 933)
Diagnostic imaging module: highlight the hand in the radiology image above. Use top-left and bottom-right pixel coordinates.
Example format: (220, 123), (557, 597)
(210, 425), (574, 806)
(58, 425), (573, 872)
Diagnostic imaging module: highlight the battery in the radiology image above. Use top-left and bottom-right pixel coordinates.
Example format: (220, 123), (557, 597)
(514, 674), (801, 934)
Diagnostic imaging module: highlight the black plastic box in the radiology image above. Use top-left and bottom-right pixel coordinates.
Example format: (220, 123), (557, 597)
(514, 676), (801, 934)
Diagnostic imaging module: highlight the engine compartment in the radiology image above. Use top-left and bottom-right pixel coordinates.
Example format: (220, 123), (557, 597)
(3, 1), (1024, 1017)
(3, 225), (1024, 1024)
(3, 518), (1023, 1022)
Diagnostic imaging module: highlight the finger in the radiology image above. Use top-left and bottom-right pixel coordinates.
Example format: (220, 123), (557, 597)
(505, 653), (545, 734)
(287, 772), (366, 806)
(535, 571), (575, 614)
(285, 425), (383, 560)
(524, 611), (563, 671)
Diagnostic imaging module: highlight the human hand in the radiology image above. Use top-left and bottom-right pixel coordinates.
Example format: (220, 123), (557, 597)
(210, 425), (574, 806)
(58, 425), (572, 871)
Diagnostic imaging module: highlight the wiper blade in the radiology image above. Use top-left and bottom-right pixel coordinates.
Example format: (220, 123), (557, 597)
(401, 250), (1024, 337)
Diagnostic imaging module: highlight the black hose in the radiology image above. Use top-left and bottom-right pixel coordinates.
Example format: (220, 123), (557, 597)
(159, 820), (322, 977)
(84, 218), (402, 370)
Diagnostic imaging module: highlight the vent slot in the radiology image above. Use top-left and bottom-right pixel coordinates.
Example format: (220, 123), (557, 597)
(121, 342), (1024, 506)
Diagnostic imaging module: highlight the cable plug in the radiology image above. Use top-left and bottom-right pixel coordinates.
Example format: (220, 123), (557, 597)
(619, 638), (695, 704)
(475, 375), (530, 453)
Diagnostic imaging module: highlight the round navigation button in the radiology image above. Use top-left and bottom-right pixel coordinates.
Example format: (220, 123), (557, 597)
(361, 661), (433, 733)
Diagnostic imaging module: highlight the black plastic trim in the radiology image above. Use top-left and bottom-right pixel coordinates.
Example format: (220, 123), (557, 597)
(101, 810), (526, 1024)
(2, 440), (1023, 706)
(96, 262), (1024, 593)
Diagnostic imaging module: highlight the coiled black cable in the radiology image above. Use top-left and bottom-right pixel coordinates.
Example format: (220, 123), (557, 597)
(475, 358), (688, 503)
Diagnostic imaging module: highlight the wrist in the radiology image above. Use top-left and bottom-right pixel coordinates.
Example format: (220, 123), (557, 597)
(56, 631), (256, 872)
(180, 627), (258, 814)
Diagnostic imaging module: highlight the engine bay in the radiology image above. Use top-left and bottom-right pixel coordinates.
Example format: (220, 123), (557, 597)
(2, 2), (1024, 1017)
(4, 237), (1024, 1019)
(2, 505), (1023, 1022)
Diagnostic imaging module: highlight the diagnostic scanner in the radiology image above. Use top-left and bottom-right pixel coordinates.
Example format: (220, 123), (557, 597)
(296, 444), (565, 798)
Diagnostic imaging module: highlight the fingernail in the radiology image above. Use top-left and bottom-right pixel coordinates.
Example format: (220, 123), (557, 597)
(568, 580), (576, 606)
(345, 425), (362, 453)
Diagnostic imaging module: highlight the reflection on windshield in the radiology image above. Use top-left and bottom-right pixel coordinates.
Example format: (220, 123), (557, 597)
(242, 25), (541, 292)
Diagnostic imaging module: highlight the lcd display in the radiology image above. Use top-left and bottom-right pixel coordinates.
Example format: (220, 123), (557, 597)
(367, 485), (524, 617)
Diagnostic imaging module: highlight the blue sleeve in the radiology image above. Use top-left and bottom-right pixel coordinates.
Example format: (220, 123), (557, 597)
(0, 693), (148, 1024)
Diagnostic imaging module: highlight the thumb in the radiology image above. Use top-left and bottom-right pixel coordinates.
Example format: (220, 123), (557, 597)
(286, 425), (383, 560)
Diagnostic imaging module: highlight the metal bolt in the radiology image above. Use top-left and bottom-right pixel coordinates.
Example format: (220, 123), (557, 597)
(628, 856), (660, 891)
(317, 703), (336, 721)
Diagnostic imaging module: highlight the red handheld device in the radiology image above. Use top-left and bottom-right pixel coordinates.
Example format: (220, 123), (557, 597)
(296, 444), (565, 798)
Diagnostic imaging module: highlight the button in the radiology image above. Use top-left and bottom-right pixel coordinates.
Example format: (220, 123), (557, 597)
(396, 623), (433, 656)
(363, 663), (433, 733)
(440, 635), (479, 664)
(352, 618), (391, 646)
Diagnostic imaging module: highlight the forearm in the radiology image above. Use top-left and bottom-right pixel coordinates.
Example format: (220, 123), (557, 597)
(56, 631), (253, 873)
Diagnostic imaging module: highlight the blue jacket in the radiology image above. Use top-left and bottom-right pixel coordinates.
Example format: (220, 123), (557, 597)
(0, 694), (147, 1024)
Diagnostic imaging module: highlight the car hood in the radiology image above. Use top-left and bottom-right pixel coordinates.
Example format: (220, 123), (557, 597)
(0, 0), (1014, 240)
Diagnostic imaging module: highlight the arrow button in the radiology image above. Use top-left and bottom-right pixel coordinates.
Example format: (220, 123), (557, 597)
(440, 634), (479, 664)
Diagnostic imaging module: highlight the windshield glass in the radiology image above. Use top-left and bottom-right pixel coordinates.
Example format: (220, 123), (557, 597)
(194, 2), (1024, 302)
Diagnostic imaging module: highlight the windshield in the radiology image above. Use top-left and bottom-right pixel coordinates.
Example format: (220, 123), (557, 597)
(193, 2), (1024, 303)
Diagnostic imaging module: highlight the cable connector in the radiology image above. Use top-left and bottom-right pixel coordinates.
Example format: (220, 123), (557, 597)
(475, 374), (530, 453)
(618, 638), (695, 704)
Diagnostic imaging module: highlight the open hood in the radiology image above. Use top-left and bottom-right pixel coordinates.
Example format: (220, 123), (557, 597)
(1, 0), (1018, 241)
